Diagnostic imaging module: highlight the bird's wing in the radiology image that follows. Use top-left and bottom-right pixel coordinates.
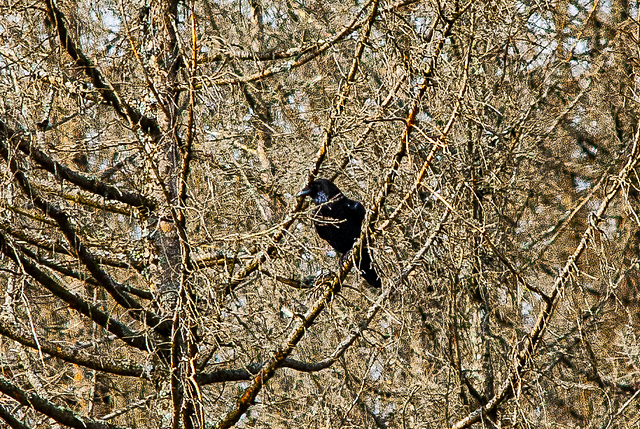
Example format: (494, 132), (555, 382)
(344, 199), (366, 221)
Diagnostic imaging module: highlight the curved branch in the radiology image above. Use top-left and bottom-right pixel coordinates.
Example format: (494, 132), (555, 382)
(0, 120), (155, 211)
(43, 0), (160, 137)
(0, 138), (170, 337)
(216, 1), (382, 425)
(208, 0), (420, 86)
(223, 0), (384, 296)
(0, 319), (146, 378)
(0, 232), (153, 353)
(202, 203), (453, 387)
(0, 375), (128, 429)
(451, 127), (640, 429)
(197, 358), (335, 384)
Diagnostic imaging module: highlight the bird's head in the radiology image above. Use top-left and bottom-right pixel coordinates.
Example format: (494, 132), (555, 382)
(297, 178), (342, 205)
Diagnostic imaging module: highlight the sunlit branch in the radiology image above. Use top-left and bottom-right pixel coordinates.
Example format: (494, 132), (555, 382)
(0, 132), (170, 337)
(0, 119), (155, 211)
(0, 319), (147, 378)
(0, 375), (126, 429)
(451, 125), (640, 429)
(0, 232), (153, 353)
(209, 0), (419, 86)
(44, 0), (161, 138)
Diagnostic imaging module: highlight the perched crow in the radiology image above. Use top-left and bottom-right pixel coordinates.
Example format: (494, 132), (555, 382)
(297, 179), (381, 288)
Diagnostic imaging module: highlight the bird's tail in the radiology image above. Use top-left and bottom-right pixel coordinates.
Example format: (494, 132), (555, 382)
(354, 247), (381, 288)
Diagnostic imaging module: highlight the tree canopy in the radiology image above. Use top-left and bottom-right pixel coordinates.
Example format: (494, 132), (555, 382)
(1, 0), (640, 427)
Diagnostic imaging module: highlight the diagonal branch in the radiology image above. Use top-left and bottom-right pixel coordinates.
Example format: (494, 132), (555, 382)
(0, 375), (128, 429)
(223, 0), (383, 296)
(198, 0), (419, 65)
(451, 125), (640, 429)
(215, 0), (383, 425)
(0, 140), (170, 337)
(200, 194), (454, 387)
(374, 29), (472, 233)
(216, 258), (357, 429)
(0, 318), (146, 378)
(210, 0), (418, 86)
(218, 6), (474, 423)
(216, 167), (458, 429)
(365, 2), (472, 228)
(0, 120), (155, 211)
(0, 404), (31, 429)
(16, 242), (151, 299)
(0, 232), (152, 353)
(43, 0), (160, 137)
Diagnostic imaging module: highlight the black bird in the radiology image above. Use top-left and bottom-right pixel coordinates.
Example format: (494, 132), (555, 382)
(297, 179), (381, 288)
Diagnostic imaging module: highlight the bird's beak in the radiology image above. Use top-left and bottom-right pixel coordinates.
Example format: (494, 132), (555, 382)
(296, 186), (311, 198)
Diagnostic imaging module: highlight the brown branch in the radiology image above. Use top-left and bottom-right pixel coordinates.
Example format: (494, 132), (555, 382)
(198, 0), (419, 65)
(216, 177), (457, 429)
(375, 27), (472, 232)
(0, 231), (153, 353)
(0, 119), (155, 211)
(0, 219), (148, 274)
(0, 405), (31, 429)
(43, 0), (160, 138)
(0, 375), (127, 429)
(209, 0), (419, 86)
(0, 142), (170, 336)
(450, 126), (640, 429)
(215, 8), (386, 424)
(0, 319), (146, 378)
(31, 180), (136, 216)
(16, 244), (152, 300)
(197, 357), (352, 384)
(260, 270), (315, 289)
(2, 205), (56, 226)
(365, 2), (472, 230)
(0, 222), (73, 258)
(222, 0), (382, 296)
(216, 260), (354, 429)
